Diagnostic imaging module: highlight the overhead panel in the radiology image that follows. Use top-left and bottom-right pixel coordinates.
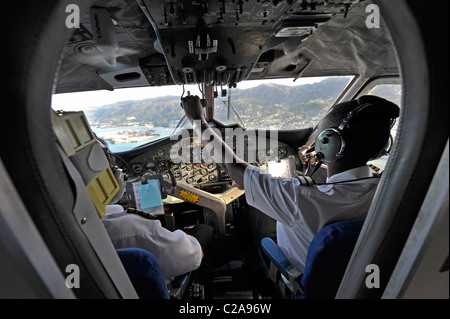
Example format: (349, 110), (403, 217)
(138, 0), (295, 87)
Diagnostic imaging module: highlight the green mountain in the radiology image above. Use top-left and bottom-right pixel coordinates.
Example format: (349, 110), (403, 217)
(87, 77), (352, 129)
(216, 77), (351, 128)
(86, 96), (184, 127)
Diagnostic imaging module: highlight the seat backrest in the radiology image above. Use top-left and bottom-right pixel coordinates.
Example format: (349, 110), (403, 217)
(116, 248), (170, 299)
(300, 219), (364, 299)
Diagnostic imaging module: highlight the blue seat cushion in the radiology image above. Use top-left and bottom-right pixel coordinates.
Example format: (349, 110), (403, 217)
(301, 220), (364, 298)
(116, 248), (170, 299)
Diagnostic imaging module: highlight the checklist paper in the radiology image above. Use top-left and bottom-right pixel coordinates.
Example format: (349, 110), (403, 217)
(133, 179), (164, 215)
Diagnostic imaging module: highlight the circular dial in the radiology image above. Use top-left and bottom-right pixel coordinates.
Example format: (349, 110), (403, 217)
(157, 161), (167, 171)
(278, 147), (287, 159)
(145, 161), (156, 170)
(174, 171), (182, 180)
(131, 163), (143, 174)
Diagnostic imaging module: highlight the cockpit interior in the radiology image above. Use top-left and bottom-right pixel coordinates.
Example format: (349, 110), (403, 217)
(0, 0), (448, 304)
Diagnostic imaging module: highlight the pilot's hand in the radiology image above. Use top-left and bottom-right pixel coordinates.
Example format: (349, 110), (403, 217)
(298, 145), (316, 165)
(181, 95), (205, 123)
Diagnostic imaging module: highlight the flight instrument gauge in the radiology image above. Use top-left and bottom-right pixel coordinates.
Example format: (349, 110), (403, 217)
(145, 161), (156, 170)
(278, 147), (287, 159)
(131, 163), (143, 174)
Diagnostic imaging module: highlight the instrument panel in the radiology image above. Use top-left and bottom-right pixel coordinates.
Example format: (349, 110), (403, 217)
(126, 129), (292, 192)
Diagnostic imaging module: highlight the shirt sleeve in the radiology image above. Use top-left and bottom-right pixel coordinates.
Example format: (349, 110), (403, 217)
(149, 225), (203, 278)
(243, 165), (379, 232)
(244, 165), (304, 227)
(103, 215), (202, 279)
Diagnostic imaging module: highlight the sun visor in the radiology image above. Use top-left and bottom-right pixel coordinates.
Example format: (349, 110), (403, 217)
(296, 3), (399, 79)
(52, 111), (119, 217)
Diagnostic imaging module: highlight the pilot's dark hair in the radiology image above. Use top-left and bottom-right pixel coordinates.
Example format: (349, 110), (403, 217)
(317, 95), (400, 162)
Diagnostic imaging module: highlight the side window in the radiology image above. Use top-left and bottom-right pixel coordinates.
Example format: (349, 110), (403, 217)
(365, 83), (402, 170)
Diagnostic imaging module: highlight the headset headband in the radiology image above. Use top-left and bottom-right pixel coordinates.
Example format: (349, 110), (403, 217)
(337, 100), (372, 132)
(313, 98), (395, 164)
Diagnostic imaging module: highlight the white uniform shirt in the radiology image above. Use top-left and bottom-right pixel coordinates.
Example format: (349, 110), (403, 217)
(102, 209), (202, 279)
(244, 165), (379, 273)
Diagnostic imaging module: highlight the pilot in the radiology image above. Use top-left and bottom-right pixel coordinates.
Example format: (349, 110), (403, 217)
(102, 205), (213, 281)
(180, 94), (400, 276)
(94, 133), (214, 282)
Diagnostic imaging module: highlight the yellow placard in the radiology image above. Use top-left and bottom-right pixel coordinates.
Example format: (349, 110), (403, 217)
(86, 167), (119, 218)
(178, 189), (200, 203)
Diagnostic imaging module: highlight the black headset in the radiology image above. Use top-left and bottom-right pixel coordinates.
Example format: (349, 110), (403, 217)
(313, 97), (396, 164)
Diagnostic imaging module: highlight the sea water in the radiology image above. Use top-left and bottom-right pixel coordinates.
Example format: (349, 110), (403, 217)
(93, 126), (174, 153)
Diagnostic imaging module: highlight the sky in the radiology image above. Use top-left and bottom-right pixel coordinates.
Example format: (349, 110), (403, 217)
(51, 77), (329, 111)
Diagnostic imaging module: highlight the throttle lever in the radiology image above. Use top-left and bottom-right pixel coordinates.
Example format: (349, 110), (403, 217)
(165, 168), (177, 194)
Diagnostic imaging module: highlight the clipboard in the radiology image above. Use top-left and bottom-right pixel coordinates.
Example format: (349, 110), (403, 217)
(125, 174), (166, 215)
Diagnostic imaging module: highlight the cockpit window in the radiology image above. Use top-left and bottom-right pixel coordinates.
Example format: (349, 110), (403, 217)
(51, 85), (200, 153)
(51, 76), (353, 152)
(214, 76), (354, 129)
(365, 83), (403, 170)
(366, 83), (402, 139)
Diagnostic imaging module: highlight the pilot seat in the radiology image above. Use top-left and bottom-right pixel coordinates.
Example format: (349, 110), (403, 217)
(261, 219), (364, 299)
(52, 110), (193, 299)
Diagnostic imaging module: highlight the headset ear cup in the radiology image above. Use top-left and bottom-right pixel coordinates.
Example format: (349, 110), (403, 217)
(315, 129), (345, 163)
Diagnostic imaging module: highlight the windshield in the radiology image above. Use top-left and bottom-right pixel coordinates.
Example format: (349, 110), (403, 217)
(51, 76), (353, 152)
(214, 76), (353, 129)
(52, 85), (199, 153)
